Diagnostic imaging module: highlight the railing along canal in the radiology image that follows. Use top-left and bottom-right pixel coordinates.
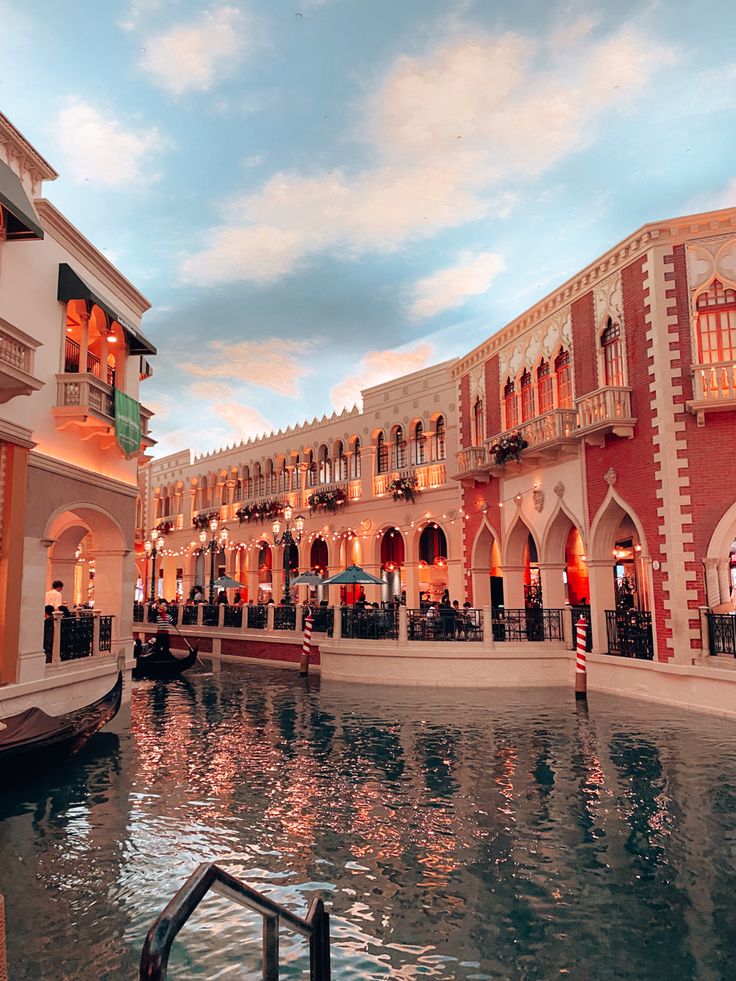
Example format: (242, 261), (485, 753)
(139, 862), (330, 981)
(407, 608), (483, 641)
(707, 613), (736, 656)
(491, 608), (564, 642)
(44, 612), (115, 663)
(342, 606), (399, 640)
(605, 609), (654, 660)
(569, 606), (592, 652)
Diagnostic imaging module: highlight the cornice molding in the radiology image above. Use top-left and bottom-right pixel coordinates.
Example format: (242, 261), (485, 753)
(0, 111), (58, 183)
(28, 452), (138, 499)
(0, 418), (36, 449)
(452, 208), (736, 378)
(35, 199), (151, 318)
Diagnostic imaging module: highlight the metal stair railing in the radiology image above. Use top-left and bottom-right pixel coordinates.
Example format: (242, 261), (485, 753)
(139, 862), (331, 981)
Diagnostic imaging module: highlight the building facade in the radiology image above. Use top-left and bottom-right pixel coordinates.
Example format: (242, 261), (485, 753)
(455, 208), (736, 664)
(139, 360), (461, 609)
(0, 112), (156, 710)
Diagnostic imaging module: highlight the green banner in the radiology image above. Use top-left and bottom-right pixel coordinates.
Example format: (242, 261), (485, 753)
(114, 389), (141, 456)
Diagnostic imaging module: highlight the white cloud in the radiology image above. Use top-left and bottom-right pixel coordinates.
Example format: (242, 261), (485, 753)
(409, 250), (505, 321)
(330, 342), (435, 411)
(181, 20), (677, 285)
(139, 6), (253, 94)
(180, 338), (317, 397)
(52, 99), (166, 188)
(183, 381), (274, 445)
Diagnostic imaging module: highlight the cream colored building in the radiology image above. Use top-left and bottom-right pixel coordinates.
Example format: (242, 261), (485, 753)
(0, 112), (155, 714)
(139, 360), (462, 608)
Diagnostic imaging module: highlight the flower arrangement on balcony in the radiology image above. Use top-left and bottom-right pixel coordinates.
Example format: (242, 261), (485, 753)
(388, 475), (419, 503)
(155, 521), (174, 535)
(490, 431), (528, 465)
(192, 511), (220, 530)
(235, 499), (283, 524)
(307, 488), (347, 513)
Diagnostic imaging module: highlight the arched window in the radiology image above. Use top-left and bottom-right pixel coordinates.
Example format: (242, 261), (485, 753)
(277, 460), (288, 493)
(352, 438), (362, 479)
(242, 467), (252, 499)
(473, 398), (485, 445)
(253, 464), (263, 498)
(305, 450), (317, 488)
(600, 321), (623, 387)
(233, 477), (242, 502)
(198, 478), (208, 511)
(334, 441), (348, 481)
(435, 416), (446, 460)
(696, 279), (736, 364)
(376, 432), (389, 473)
(393, 426), (406, 469)
(520, 369), (534, 422)
(220, 481), (228, 505)
(266, 460), (276, 495)
(504, 379), (519, 428)
(537, 359), (553, 414)
(318, 445), (331, 484)
(291, 456), (299, 491)
(413, 421), (426, 465)
(555, 349), (573, 407)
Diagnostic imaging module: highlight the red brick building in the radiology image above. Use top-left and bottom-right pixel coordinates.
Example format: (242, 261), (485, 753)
(454, 208), (736, 663)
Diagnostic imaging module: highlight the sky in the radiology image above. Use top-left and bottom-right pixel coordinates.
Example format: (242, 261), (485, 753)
(3, 0), (736, 457)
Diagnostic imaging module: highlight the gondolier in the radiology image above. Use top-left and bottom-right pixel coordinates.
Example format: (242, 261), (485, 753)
(154, 602), (174, 656)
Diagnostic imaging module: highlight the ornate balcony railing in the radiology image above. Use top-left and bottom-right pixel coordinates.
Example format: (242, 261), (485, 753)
(455, 445), (488, 478)
(55, 373), (115, 421)
(348, 478), (362, 501)
(414, 462), (446, 489)
(575, 386), (635, 443)
(0, 318), (43, 403)
(605, 609), (654, 660)
(707, 613), (736, 656)
(45, 612), (115, 663)
(688, 361), (736, 424)
(491, 608), (564, 642)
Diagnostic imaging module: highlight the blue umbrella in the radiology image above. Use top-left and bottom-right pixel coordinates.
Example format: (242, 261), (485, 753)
(322, 564), (383, 586)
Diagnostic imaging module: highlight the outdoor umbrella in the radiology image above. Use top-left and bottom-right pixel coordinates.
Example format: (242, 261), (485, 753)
(290, 571), (326, 586)
(322, 564), (384, 586)
(212, 575), (245, 590)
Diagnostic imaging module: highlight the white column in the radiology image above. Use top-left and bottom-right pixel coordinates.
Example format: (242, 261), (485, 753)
(539, 563), (567, 609)
(703, 558), (721, 607)
(501, 564), (526, 608)
(332, 605), (342, 640)
(267, 603), (275, 632)
(586, 559), (615, 654)
(398, 605), (408, 647)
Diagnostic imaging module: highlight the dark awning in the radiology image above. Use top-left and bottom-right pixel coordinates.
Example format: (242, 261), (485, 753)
(0, 159), (44, 240)
(57, 263), (157, 356)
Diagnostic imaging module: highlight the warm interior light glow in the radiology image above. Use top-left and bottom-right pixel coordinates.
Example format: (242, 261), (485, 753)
(199, 530), (207, 544)
(295, 514), (305, 533)
(284, 505), (293, 523)
(209, 517), (218, 533)
(272, 518), (281, 537)
(108, 335), (118, 343)
(221, 527), (229, 542)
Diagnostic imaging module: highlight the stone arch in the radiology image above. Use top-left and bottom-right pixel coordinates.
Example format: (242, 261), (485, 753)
(470, 516), (502, 608)
(541, 501), (586, 564)
(704, 498), (736, 607)
(589, 488), (649, 563)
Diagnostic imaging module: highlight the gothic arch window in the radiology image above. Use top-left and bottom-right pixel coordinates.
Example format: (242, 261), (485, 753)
(305, 450), (317, 488)
(393, 426), (406, 470)
(413, 421), (426, 465)
(242, 466), (252, 499)
(537, 359), (553, 414)
(376, 432), (389, 474)
(555, 349), (573, 407)
(352, 438), (362, 479)
(696, 279), (736, 364)
(435, 416), (446, 460)
(266, 460), (276, 495)
(473, 398), (485, 444)
(277, 459), (288, 493)
(520, 369), (535, 422)
(600, 321), (623, 387)
(334, 440), (348, 481)
(318, 444), (331, 484)
(504, 379), (519, 428)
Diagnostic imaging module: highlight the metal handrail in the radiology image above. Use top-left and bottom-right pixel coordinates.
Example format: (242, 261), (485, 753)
(139, 862), (331, 980)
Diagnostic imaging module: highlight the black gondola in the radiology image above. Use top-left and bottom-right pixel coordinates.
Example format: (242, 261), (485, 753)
(0, 671), (122, 776)
(132, 644), (198, 680)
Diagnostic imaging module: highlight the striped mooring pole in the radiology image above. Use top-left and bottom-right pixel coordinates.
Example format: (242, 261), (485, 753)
(575, 615), (588, 701)
(300, 614), (314, 677)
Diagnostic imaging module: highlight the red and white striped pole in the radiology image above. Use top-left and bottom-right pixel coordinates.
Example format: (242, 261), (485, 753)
(575, 615), (587, 700)
(300, 613), (314, 677)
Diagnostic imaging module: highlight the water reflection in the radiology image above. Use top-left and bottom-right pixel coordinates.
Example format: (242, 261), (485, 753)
(2, 668), (736, 978)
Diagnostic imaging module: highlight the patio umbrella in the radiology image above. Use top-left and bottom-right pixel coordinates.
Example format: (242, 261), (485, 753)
(290, 571), (326, 586)
(213, 575), (245, 590)
(322, 564), (384, 586)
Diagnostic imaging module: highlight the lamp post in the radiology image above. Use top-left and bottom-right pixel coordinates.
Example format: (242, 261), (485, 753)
(199, 516), (229, 604)
(143, 530), (166, 604)
(272, 505), (305, 605)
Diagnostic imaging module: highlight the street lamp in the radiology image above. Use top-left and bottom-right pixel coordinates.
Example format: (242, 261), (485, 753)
(272, 505), (305, 605)
(199, 516), (229, 604)
(143, 529), (166, 604)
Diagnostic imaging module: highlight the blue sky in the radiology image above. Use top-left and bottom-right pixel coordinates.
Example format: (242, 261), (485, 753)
(4, 0), (735, 455)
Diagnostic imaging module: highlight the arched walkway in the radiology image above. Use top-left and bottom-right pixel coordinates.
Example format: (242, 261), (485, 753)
(541, 505), (589, 610)
(705, 500), (736, 608)
(470, 519), (502, 609)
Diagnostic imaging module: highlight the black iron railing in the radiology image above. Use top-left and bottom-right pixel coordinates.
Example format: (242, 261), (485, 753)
(407, 608), (483, 641)
(223, 605), (243, 628)
(569, 606), (592, 652)
(64, 337), (116, 386)
(303, 607), (334, 635)
(139, 862), (330, 981)
(181, 605), (198, 626)
(491, 608), (564, 642)
(341, 607), (399, 640)
(99, 616), (113, 652)
(133, 603), (145, 623)
(274, 606), (297, 630)
(202, 604), (219, 627)
(247, 605), (268, 629)
(707, 613), (736, 656)
(43, 618), (54, 663)
(605, 609), (654, 660)
(59, 615), (94, 660)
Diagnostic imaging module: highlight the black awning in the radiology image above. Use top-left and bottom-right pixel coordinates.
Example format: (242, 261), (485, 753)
(0, 159), (44, 240)
(57, 263), (157, 356)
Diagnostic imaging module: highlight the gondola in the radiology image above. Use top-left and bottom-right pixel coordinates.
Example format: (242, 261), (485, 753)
(0, 671), (122, 777)
(132, 644), (198, 681)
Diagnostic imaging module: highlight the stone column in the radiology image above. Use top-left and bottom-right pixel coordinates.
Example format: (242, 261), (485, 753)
(184, 488), (196, 527)
(717, 558), (731, 608)
(398, 605), (408, 647)
(585, 559), (616, 655)
(539, 562), (567, 610)
(17, 536), (51, 683)
(483, 606), (494, 649)
(94, 547), (134, 654)
(500, 564), (526, 608)
(267, 603), (275, 632)
(78, 310), (90, 373)
(332, 605), (342, 640)
(703, 557), (721, 607)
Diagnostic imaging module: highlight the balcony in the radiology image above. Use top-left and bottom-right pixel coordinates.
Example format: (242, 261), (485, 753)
(0, 319), (43, 403)
(688, 361), (736, 425)
(486, 408), (578, 474)
(139, 404), (156, 462)
(415, 461), (446, 489)
(455, 445), (489, 483)
(54, 372), (115, 440)
(575, 386), (635, 445)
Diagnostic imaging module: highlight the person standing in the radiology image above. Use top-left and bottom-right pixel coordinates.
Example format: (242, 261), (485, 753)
(45, 580), (64, 609)
(154, 602), (174, 656)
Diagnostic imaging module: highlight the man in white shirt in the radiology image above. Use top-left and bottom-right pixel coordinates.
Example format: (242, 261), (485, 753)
(44, 580), (64, 609)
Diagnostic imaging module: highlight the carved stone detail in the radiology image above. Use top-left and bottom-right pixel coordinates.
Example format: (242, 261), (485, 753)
(594, 270), (624, 329)
(686, 236), (736, 310)
(604, 467), (617, 486)
(533, 488), (545, 513)
(469, 365), (486, 405)
(553, 481), (565, 498)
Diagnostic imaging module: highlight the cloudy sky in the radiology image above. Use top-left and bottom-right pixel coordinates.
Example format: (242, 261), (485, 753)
(4, 0), (735, 455)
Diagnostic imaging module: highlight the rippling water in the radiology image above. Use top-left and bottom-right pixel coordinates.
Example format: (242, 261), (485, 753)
(2, 664), (736, 979)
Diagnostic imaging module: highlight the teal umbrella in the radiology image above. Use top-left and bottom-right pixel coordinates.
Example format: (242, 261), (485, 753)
(213, 575), (245, 590)
(290, 571), (325, 586)
(322, 564), (383, 586)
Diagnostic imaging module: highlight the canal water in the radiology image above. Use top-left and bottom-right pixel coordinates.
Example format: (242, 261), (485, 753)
(2, 664), (736, 980)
